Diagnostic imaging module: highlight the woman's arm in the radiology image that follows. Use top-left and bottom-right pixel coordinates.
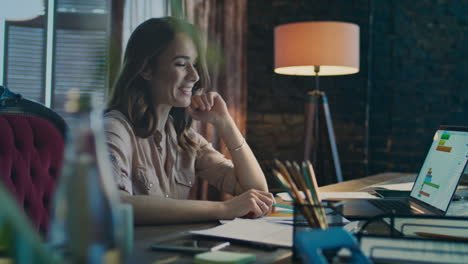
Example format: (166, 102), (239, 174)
(216, 114), (268, 192)
(189, 92), (268, 193)
(121, 189), (274, 224)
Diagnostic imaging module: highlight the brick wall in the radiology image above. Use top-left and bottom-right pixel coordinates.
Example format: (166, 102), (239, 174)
(246, 0), (467, 187)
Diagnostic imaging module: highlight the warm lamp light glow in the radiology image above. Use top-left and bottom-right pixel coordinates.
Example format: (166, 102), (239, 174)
(0, 0), (44, 21)
(274, 21), (360, 76)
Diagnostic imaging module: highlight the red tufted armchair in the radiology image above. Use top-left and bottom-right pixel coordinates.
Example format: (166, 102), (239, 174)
(0, 86), (67, 234)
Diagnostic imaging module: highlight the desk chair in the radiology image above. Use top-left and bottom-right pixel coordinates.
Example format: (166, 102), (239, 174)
(0, 86), (67, 234)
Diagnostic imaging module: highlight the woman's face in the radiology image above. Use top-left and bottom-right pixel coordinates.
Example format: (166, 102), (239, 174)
(144, 33), (200, 108)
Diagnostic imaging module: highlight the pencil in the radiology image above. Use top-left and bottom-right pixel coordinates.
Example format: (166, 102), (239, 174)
(304, 160), (328, 228)
(271, 171), (317, 228)
(297, 161), (326, 229)
(415, 232), (468, 241)
(290, 161), (326, 229)
(210, 242), (231, 251)
(273, 161), (319, 228)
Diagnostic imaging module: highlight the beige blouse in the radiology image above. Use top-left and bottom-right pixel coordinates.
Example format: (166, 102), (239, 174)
(104, 110), (239, 199)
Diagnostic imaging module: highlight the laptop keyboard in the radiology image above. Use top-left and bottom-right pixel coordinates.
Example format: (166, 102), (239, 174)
(369, 199), (414, 214)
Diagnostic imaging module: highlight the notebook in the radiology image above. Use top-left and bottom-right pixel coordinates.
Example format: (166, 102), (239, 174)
(342, 126), (468, 220)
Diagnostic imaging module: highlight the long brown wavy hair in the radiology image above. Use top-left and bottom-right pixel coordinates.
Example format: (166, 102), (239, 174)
(106, 17), (209, 153)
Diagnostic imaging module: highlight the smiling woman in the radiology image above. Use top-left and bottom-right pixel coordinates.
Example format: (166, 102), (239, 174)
(104, 17), (274, 225)
(140, 33), (200, 108)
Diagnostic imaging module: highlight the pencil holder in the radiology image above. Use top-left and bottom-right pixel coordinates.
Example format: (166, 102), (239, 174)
(292, 202), (344, 260)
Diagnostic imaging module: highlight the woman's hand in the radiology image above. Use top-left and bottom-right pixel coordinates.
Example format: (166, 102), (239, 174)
(219, 189), (275, 220)
(188, 92), (230, 126)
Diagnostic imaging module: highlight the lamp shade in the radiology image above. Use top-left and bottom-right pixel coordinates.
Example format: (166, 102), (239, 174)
(274, 21), (359, 76)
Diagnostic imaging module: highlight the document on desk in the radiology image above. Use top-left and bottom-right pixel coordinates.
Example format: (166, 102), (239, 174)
(190, 218), (293, 248)
(276, 191), (378, 201)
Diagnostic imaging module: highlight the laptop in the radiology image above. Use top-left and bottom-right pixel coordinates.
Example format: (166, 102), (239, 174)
(342, 125), (468, 220)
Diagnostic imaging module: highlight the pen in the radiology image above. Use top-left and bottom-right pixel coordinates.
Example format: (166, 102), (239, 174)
(415, 232), (468, 241)
(210, 242), (230, 251)
(152, 256), (180, 264)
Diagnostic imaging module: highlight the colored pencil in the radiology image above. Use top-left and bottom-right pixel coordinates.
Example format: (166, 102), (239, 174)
(304, 160), (328, 227)
(273, 160), (319, 228)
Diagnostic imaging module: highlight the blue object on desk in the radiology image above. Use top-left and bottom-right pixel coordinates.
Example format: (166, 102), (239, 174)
(295, 227), (371, 264)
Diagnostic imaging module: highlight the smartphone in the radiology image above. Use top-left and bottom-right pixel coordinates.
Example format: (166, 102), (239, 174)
(150, 239), (227, 254)
(150, 244), (210, 253)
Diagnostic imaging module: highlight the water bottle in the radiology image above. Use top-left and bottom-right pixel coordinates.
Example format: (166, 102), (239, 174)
(48, 91), (124, 264)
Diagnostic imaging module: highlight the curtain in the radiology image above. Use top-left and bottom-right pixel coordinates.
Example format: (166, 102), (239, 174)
(109, 0), (168, 92)
(122, 0), (169, 52)
(185, 0), (248, 200)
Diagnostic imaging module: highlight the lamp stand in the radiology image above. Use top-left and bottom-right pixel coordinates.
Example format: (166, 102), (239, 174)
(303, 67), (343, 183)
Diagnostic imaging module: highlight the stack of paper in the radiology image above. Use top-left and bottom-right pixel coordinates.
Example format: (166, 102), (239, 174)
(191, 218), (293, 248)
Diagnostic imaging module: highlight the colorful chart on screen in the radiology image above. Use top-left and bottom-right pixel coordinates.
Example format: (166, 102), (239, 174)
(410, 129), (468, 211)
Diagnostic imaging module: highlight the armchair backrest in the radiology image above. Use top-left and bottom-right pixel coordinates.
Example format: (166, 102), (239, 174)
(0, 86), (67, 233)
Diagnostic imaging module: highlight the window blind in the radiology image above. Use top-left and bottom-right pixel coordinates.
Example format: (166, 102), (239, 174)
(52, 0), (109, 118)
(57, 0), (108, 14)
(4, 25), (45, 102)
(53, 28), (107, 118)
(2, 0), (109, 116)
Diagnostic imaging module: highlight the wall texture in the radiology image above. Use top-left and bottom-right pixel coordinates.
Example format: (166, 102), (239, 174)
(246, 0), (467, 187)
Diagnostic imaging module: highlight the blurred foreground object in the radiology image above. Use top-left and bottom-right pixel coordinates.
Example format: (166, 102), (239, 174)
(48, 91), (128, 263)
(0, 177), (59, 263)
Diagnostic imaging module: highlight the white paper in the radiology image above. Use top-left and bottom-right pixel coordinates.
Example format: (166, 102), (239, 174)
(263, 216), (293, 222)
(191, 218), (293, 247)
(276, 191), (304, 201)
(276, 191), (378, 201)
(369, 182), (414, 191)
(343, 221), (361, 233)
(319, 192), (379, 200)
(274, 206), (293, 212)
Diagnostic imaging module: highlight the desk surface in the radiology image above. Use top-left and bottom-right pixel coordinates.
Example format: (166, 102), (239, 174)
(130, 172), (416, 264)
(131, 223), (291, 264)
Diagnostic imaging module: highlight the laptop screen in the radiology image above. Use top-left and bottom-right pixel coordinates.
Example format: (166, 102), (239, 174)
(410, 126), (468, 212)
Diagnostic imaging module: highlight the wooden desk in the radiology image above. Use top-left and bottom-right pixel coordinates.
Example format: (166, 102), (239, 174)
(319, 172), (416, 192)
(130, 173), (416, 264)
(130, 222), (291, 264)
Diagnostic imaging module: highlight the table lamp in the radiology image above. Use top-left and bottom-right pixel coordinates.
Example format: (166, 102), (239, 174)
(274, 21), (360, 183)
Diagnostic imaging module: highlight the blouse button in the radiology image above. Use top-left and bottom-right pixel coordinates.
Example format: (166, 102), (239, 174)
(189, 181), (192, 185)
(165, 194), (169, 198)
(149, 183), (153, 188)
